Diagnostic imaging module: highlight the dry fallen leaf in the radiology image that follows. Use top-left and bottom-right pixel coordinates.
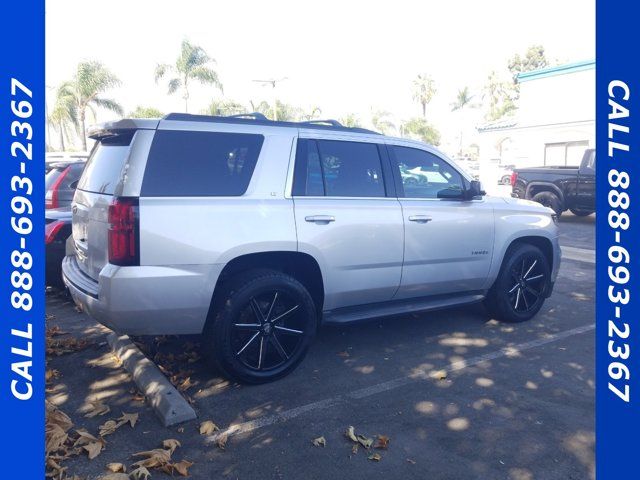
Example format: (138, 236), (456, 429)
(46, 369), (61, 382)
(83, 441), (103, 460)
(345, 426), (358, 443)
(106, 462), (126, 473)
(312, 436), (326, 447)
(99, 420), (119, 437)
(368, 452), (382, 462)
(172, 459), (194, 477)
(74, 429), (100, 446)
(132, 448), (172, 469)
(406, 458), (416, 465)
(351, 444), (359, 455)
(375, 435), (390, 449)
(163, 438), (181, 453)
(45, 424), (68, 454)
(199, 420), (219, 435)
(217, 433), (228, 450)
(85, 401), (111, 418)
(118, 412), (139, 428)
(177, 376), (193, 391)
(129, 466), (152, 480)
(357, 434), (374, 449)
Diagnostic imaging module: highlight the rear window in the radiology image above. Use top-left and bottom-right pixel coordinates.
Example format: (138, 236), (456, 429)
(141, 130), (264, 197)
(77, 134), (133, 195)
(45, 167), (64, 191)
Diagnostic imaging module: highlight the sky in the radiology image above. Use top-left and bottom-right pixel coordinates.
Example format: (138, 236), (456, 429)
(45, 0), (595, 152)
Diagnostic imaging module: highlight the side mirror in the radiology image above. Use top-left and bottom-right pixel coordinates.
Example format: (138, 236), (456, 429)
(467, 180), (486, 200)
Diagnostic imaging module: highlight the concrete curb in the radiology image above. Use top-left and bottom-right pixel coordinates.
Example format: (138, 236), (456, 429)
(107, 333), (197, 427)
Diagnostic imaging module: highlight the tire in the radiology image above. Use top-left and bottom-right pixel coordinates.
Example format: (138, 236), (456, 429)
(569, 208), (594, 217)
(203, 269), (317, 384)
(532, 191), (563, 217)
(484, 243), (551, 323)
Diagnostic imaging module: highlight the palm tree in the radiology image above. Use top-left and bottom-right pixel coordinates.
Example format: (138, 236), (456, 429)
(339, 113), (361, 128)
(249, 100), (300, 121)
(48, 85), (78, 151)
(412, 74), (436, 117)
(155, 39), (223, 113)
(451, 87), (477, 154)
(58, 61), (123, 151)
(451, 87), (474, 112)
(371, 110), (395, 134)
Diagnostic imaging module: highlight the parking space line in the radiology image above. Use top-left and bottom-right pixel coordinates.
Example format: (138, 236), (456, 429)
(206, 323), (595, 444)
(561, 246), (595, 264)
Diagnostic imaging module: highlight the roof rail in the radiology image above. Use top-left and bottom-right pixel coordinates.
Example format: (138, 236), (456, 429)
(161, 113), (380, 135)
(299, 119), (343, 127)
(227, 112), (268, 121)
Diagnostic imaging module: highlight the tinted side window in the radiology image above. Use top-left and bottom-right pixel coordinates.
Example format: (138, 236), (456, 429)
(316, 140), (385, 197)
(392, 146), (464, 199)
(77, 133), (133, 195)
(142, 130), (264, 197)
(292, 139), (324, 196)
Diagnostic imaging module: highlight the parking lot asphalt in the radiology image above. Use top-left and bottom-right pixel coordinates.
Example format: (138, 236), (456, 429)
(46, 212), (595, 480)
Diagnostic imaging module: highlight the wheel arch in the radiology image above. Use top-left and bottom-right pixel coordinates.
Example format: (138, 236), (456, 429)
(490, 235), (555, 291)
(207, 251), (325, 322)
(526, 182), (565, 205)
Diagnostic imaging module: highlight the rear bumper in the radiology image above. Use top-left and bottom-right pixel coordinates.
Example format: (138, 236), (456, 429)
(62, 255), (222, 335)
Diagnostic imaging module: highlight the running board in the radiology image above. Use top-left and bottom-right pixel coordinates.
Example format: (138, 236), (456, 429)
(322, 292), (485, 324)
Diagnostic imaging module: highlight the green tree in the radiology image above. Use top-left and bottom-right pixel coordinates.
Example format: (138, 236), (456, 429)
(48, 85), (78, 151)
(128, 106), (164, 118)
(155, 39), (223, 113)
(202, 99), (246, 116)
(508, 44), (549, 76)
(249, 100), (300, 121)
(299, 106), (322, 121)
(401, 117), (441, 146)
(412, 74), (436, 117)
(483, 71), (517, 121)
(371, 110), (395, 134)
(339, 113), (361, 128)
(58, 61), (123, 151)
(451, 86), (475, 112)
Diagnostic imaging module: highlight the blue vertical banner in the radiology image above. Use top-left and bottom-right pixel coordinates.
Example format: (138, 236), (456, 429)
(0, 0), (45, 477)
(596, 0), (638, 477)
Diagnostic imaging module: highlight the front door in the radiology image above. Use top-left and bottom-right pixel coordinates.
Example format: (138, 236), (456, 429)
(292, 138), (404, 311)
(388, 144), (494, 299)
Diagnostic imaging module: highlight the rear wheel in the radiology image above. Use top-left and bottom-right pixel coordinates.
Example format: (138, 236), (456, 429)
(203, 270), (317, 384)
(532, 191), (563, 217)
(569, 208), (594, 217)
(485, 243), (551, 323)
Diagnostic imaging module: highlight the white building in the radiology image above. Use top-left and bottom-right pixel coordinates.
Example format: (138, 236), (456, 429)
(477, 60), (595, 168)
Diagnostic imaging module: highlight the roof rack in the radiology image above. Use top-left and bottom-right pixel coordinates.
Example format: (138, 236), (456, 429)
(162, 113), (380, 135)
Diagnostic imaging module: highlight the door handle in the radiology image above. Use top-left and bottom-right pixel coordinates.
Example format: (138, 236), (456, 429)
(408, 215), (432, 223)
(305, 215), (335, 224)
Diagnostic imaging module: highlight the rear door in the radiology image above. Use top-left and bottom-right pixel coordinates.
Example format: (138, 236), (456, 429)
(72, 133), (134, 279)
(292, 137), (404, 310)
(388, 144), (494, 299)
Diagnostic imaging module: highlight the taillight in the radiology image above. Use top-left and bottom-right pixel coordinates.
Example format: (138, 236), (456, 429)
(108, 197), (139, 266)
(510, 171), (518, 187)
(45, 221), (65, 245)
(45, 167), (70, 209)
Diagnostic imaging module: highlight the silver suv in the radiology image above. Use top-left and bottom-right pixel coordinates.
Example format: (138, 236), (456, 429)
(63, 113), (561, 383)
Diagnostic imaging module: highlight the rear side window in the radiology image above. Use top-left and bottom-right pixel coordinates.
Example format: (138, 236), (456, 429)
(77, 134), (133, 195)
(45, 167), (64, 192)
(141, 130), (264, 197)
(293, 139), (385, 197)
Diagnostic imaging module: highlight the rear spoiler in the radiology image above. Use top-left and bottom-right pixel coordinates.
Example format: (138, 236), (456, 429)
(87, 119), (159, 140)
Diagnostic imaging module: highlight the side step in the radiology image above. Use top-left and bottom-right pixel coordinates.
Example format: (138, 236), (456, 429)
(322, 292), (485, 324)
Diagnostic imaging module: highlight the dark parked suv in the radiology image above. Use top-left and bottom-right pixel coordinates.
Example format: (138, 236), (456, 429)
(45, 161), (85, 209)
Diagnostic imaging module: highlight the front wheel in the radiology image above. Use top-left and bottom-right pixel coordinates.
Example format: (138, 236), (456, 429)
(569, 208), (594, 217)
(203, 270), (317, 384)
(484, 243), (551, 323)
